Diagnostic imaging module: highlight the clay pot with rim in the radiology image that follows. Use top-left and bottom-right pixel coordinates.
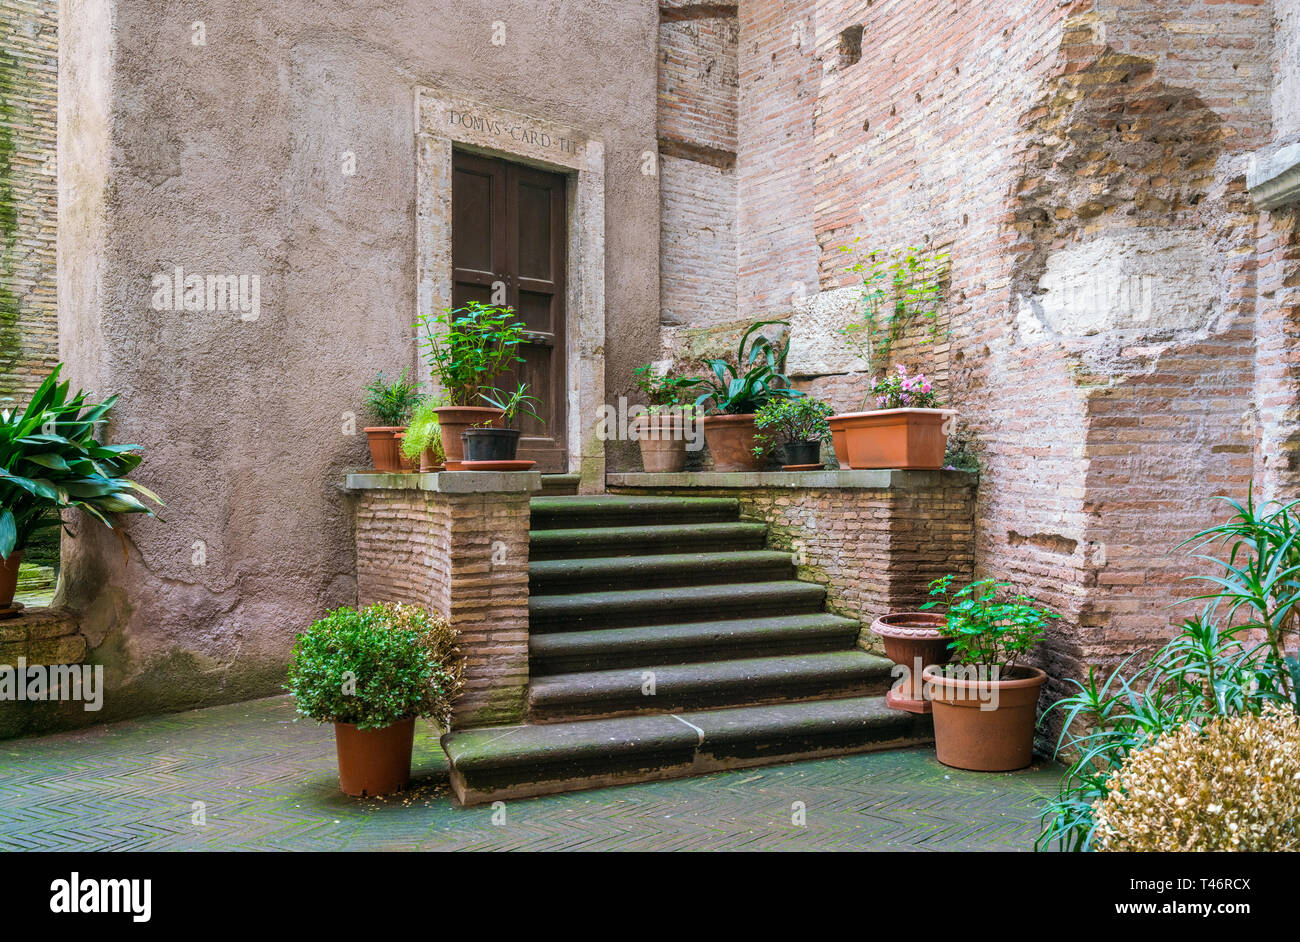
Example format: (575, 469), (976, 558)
(632, 411), (690, 473)
(333, 718), (416, 797)
(921, 664), (1047, 771)
(702, 413), (765, 472)
(828, 408), (954, 470)
(418, 448), (443, 473)
(364, 427), (405, 472)
(393, 432), (418, 472)
(433, 406), (505, 466)
(872, 611), (953, 714)
(0, 551), (23, 609)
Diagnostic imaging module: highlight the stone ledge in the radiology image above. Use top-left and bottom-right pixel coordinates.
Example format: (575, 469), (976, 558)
(343, 471), (543, 494)
(0, 608), (87, 666)
(607, 469), (976, 490)
(1248, 141), (1300, 209)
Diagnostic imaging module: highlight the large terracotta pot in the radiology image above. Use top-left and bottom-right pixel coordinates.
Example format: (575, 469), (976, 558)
(433, 406), (505, 465)
(828, 408), (953, 470)
(364, 427), (404, 472)
(0, 550), (23, 609)
(922, 664), (1047, 771)
(702, 414), (765, 472)
(333, 718), (416, 797)
(632, 412), (689, 473)
(872, 612), (953, 714)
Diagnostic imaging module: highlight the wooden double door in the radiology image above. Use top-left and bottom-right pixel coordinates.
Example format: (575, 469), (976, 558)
(452, 150), (568, 472)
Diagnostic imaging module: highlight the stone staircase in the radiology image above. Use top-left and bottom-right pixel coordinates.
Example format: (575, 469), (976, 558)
(441, 495), (931, 804)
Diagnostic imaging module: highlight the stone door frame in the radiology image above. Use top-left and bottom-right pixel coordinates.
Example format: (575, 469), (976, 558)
(415, 88), (605, 490)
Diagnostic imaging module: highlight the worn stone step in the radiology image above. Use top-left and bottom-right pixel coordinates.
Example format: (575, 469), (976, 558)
(529, 521), (767, 560)
(530, 495), (740, 530)
(530, 550), (794, 594)
(529, 612), (862, 674)
(442, 696), (931, 805)
(529, 580), (827, 632)
(527, 650), (892, 721)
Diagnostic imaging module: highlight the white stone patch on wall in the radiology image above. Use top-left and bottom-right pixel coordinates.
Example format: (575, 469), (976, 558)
(1031, 231), (1217, 338)
(1275, 0), (1300, 142)
(660, 155), (736, 328)
(786, 285), (871, 377)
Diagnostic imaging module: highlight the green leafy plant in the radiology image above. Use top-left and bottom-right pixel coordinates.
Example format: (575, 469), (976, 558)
(634, 364), (700, 414)
(752, 397), (833, 457)
(400, 397), (445, 464)
(286, 602), (464, 731)
(363, 368), (422, 427)
(839, 242), (949, 375)
(416, 302), (529, 407)
(0, 364), (163, 561)
(869, 364), (941, 411)
(477, 382), (541, 425)
(691, 320), (804, 415)
(921, 575), (1057, 673)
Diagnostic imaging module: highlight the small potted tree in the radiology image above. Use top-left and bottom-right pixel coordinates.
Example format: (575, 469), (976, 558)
(828, 365), (953, 470)
(462, 383), (541, 467)
(287, 602), (464, 797)
(400, 397), (446, 472)
(919, 575), (1058, 771)
(691, 320), (803, 472)
(631, 364), (700, 473)
(752, 397), (834, 469)
(417, 303), (529, 466)
(363, 368), (422, 472)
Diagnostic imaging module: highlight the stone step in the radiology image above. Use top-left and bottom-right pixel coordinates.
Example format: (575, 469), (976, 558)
(527, 650), (893, 721)
(529, 580), (827, 632)
(529, 612), (862, 674)
(442, 696), (932, 805)
(529, 550), (795, 594)
(530, 495), (740, 531)
(529, 521), (767, 560)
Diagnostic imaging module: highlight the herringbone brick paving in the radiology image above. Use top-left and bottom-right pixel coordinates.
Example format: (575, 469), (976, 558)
(0, 696), (1061, 851)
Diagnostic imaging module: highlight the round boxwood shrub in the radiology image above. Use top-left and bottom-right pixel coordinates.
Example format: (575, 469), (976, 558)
(286, 602), (464, 730)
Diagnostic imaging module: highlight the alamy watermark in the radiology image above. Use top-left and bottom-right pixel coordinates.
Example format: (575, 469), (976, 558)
(150, 266), (260, 321)
(0, 659), (104, 711)
(595, 398), (705, 451)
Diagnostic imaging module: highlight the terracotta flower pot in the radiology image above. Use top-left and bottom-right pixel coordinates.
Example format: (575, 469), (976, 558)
(872, 612), (953, 714)
(632, 412), (689, 473)
(0, 551), (24, 609)
(364, 427), (404, 472)
(702, 414), (765, 472)
(922, 664), (1047, 771)
(433, 406), (505, 465)
(828, 408), (953, 470)
(418, 448), (443, 473)
(333, 718), (416, 797)
(393, 432), (418, 472)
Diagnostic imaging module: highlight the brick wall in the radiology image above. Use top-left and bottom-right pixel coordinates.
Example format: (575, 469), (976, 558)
(0, 0), (58, 399)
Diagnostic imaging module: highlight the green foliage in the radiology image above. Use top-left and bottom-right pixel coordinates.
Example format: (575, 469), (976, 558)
(869, 364), (941, 410)
(634, 364), (700, 412)
(1037, 489), (1300, 852)
(286, 602), (465, 731)
(752, 397), (833, 457)
(0, 364), (163, 560)
(691, 320), (804, 415)
(400, 397), (444, 463)
(363, 368), (422, 427)
(839, 242), (949, 375)
(921, 575), (1057, 673)
(477, 381), (541, 424)
(416, 302), (528, 407)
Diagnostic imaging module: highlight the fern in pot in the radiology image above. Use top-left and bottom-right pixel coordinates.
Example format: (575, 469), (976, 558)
(362, 368), (422, 472)
(399, 397), (446, 472)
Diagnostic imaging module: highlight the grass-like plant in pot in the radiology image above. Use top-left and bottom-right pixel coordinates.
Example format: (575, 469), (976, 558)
(400, 397), (445, 472)
(752, 396), (833, 469)
(286, 602), (463, 797)
(828, 365), (953, 470)
(919, 575), (1059, 771)
(690, 320), (803, 472)
(631, 363), (700, 473)
(461, 383), (541, 466)
(0, 365), (164, 608)
(417, 302), (528, 467)
(363, 368), (422, 472)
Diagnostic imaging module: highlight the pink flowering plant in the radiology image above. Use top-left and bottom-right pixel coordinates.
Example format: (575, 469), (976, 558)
(867, 364), (940, 410)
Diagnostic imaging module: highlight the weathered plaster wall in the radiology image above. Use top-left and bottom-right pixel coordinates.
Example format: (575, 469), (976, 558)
(50, 0), (659, 730)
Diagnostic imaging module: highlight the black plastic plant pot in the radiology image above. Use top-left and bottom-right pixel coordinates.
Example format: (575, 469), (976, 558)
(783, 440), (822, 466)
(462, 427), (521, 462)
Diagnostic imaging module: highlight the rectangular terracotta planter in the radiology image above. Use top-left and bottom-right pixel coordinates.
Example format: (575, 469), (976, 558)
(828, 408), (952, 470)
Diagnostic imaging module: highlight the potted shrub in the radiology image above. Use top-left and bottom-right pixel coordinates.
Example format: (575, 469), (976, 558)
(690, 320), (803, 472)
(872, 611), (952, 714)
(462, 384), (541, 465)
(400, 397), (445, 472)
(919, 575), (1058, 771)
(0, 365), (164, 610)
(753, 397), (834, 469)
(286, 601), (464, 797)
(828, 365), (953, 470)
(417, 302), (529, 465)
(631, 364), (700, 473)
(363, 368), (422, 472)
